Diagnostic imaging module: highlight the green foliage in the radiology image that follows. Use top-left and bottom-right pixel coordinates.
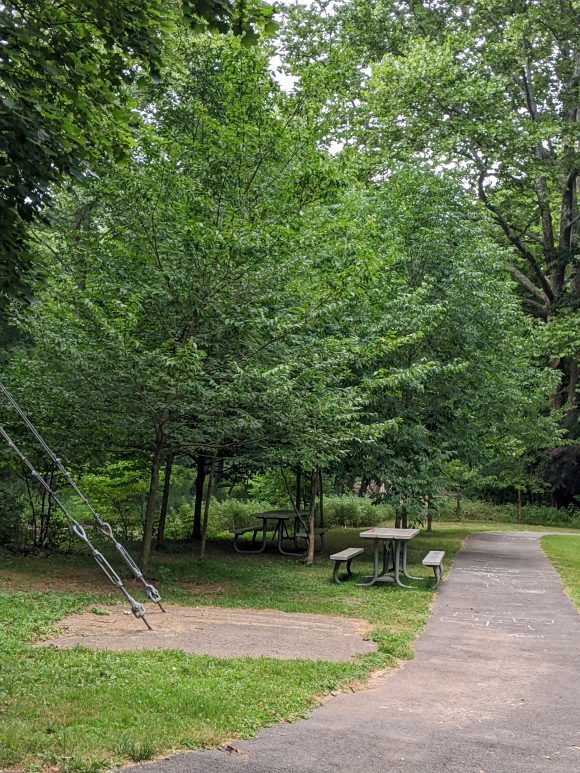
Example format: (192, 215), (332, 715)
(0, 0), (277, 286)
(0, 473), (25, 547)
(247, 470), (295, 508)
(71, 462), (150, 542)
(1, 2), (575, 556)
(322, 495), (391, 528)
(165, 498), (277, 537)
(437, 498), (580, 530)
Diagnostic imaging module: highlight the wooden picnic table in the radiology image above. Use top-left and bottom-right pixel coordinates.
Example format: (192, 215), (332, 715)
(233, 511), (304, 556)
(358, 527), (422, 588)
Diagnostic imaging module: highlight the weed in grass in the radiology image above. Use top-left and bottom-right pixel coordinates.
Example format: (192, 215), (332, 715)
(117, 737), (158, 762)
(56, 755), (111, 773)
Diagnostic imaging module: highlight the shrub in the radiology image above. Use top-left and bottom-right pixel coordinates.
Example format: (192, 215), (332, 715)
(164, 498), (278, 539)
(436, 497), (580, 528)
(322, 495), (392, 528)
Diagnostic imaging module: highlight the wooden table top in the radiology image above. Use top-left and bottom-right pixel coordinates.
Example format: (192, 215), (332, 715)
(254, 511), (299, 521)
(359, 528), (419, 541)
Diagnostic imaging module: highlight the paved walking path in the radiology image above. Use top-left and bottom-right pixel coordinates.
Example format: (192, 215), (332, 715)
(126, 533), (580, 773)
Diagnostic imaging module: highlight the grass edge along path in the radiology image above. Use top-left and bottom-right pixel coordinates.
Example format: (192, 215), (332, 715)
(541, 534), (580, 611)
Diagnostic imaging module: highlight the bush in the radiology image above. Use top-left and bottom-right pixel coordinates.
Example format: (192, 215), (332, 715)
(163, 494), (394, 538)
(164, 498), (278, 539)
(436, 497), (580, 528)
(322, 495), (392, 528)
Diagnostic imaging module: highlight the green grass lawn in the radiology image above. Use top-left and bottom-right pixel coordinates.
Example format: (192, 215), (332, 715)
(541, 534), (580, 611)
(0, 522), (578, 772)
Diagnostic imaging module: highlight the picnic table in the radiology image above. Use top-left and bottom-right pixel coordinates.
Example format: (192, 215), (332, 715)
(232, 511), (304, 556)
(358, 527), (423, 588)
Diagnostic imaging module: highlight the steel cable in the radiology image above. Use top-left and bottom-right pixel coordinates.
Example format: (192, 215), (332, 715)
(0, 380), (163, 611)
(0, 424), (152, 629)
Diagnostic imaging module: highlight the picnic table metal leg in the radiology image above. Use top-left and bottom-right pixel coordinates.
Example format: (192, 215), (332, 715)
(277, 520), (306, 556)
(359, 540), (380, 587)
(381, 542), (389, 576)
(394, 541), (412, 588)
(394, 541), (424, 589)
(401, 541), (423, 580)
(381, 540), (396, 575)
(333, 560), (343, 583)
(233, 526), (267, 554)
(431, 564), (443, 589)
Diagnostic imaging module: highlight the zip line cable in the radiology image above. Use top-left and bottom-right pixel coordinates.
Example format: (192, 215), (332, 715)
(0, 380), (164, 615)
(0, 424), (152, 629)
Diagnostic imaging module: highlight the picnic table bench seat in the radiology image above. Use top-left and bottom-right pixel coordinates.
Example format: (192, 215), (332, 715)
(295, 527), (327, 548)
(231, 525), (263, 553)
(330, 547), (364, 584)
(422, 550), (445, 589)
(232, 526), (262, 537)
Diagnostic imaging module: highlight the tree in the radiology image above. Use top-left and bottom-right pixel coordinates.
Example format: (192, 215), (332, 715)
(350, 1), (580, 401)
(330, 168), (561, 513)
(9, 36), (386, 566)
(0, 0), (276, 294)
(280, 0), (579, 501)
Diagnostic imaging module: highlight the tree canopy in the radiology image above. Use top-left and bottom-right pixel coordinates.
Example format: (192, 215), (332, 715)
(1, 0), (576, 562)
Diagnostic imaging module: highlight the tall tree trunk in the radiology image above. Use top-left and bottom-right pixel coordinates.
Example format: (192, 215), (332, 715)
(200, 454), (217, 558)
(140, 445), (164, 571)
(455, 493), (462, 522)
(358, 478), (369, 497)
(295, 465), (302, 512)
(401, 504), (408, 529)
(517, 489), (523, 522)
(306, 469), (318, 566)
(395, 505), (401, 528)
(426, 496), (432, 532)
(568, 358), (579, 407)
(156, 453), (173, 549)
(191, 453), (206, 542)
(318, 469), (324, 529)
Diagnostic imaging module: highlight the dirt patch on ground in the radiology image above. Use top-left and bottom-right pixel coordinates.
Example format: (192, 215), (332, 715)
(38, 604), (378, 662)
(0, 567), (231, 597)
(0, 565), (114, 593)
(174, 581), (234, 596)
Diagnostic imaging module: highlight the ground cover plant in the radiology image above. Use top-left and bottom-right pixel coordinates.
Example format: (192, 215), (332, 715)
(541, 535), (580, 611)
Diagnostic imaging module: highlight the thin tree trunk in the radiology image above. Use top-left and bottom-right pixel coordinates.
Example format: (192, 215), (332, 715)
(140, 446), (164, 571)
(517, 489), (523, 522)
(191, 453), (206, 542)
(401, 505), (408, 529)
(295, 466), (302, 512)
(156, 453), (174, 549)
(318, 469), (324, 529)
(455, 493), (461, 521)
(358, 479), (369, 497)
(200, 454), (217, 558)
(306, 469), (318, 565)
(395, 505), (401, 528)
(568, 358), (579, 407)
(426, 496), (432, 532)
